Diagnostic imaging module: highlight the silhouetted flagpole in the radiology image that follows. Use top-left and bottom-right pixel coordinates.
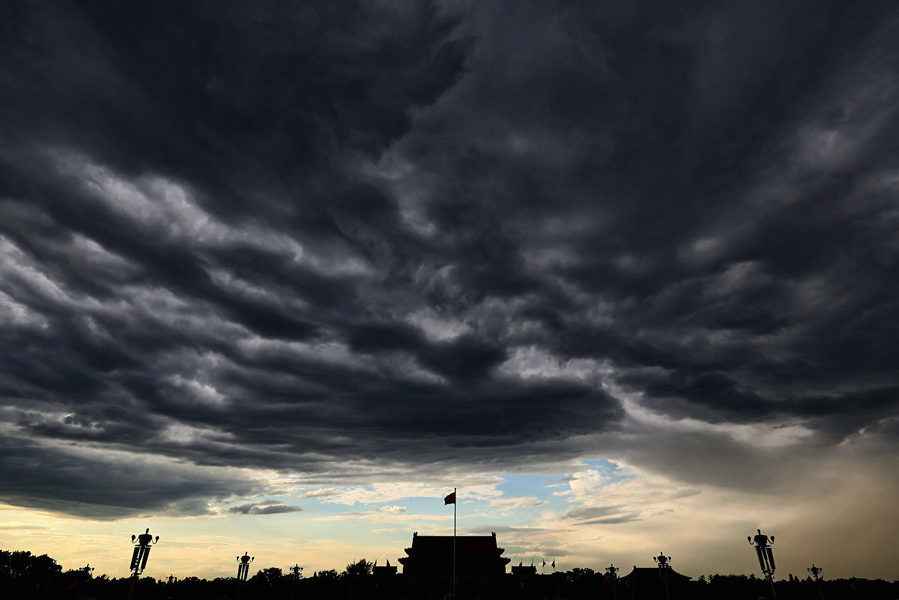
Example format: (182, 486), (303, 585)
(453, 487), (457, 599)
(443, 488), (457, 598)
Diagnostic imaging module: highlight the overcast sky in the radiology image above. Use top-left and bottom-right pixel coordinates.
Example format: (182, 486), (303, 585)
(1, 0), (898, 580)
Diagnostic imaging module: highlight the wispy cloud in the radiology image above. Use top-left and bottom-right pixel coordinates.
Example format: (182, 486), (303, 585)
(227, 503), (303, 515)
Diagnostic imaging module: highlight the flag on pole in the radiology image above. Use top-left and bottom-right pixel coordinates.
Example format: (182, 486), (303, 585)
(447, 488), (457, 599)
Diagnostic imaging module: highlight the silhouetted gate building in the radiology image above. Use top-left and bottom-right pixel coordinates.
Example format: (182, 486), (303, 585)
(398, 532), (510, 582)
(620, 566), (691, 599)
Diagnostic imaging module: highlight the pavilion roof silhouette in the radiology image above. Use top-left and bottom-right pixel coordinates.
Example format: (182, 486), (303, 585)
(398, 532), (510, 579)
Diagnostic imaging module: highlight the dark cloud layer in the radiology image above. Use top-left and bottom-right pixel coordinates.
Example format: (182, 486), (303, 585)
(0, 434), (257, 518)
(1, 0), (898, 516)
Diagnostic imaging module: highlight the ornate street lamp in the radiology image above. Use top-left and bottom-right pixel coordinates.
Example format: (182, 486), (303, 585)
(129, 529), (159, 577)
(236, 552), (255, 581)
(605, 563), (619, 600)
(653, 553), (673, 600)
(748, 528), (777, 598)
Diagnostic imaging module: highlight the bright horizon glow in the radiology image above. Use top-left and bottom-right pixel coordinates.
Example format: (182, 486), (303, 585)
(3, 452), (897, 580)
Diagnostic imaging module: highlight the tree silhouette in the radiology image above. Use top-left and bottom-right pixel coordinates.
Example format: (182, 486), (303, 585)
(343, 559), (374, 577)
(0, 551), (61, 580)
(315, 569), (340, 582)
(250, 567), (283, 585)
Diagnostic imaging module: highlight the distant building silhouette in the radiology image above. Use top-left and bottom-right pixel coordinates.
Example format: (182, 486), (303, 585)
(373, 560), (397, 577)
(620, 566), (690, 599)
(399, 531), (510, 582)
(511, 562), (538, 577)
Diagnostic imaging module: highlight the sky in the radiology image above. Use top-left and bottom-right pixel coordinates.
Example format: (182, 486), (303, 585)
(1, 0), (899, 581)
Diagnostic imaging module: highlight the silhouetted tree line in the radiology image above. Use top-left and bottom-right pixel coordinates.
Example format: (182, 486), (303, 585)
(2, 549), (898, 600)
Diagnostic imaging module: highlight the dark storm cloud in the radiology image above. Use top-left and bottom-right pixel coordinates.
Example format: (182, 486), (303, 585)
(1, 0), (899, 515)
(0, 435), (258, 519)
